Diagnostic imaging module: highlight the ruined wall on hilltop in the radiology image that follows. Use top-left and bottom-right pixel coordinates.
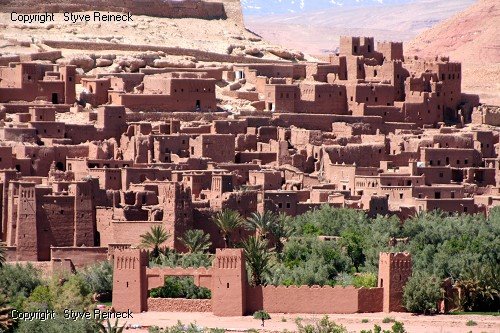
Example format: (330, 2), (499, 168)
(0, 0), (244, 24)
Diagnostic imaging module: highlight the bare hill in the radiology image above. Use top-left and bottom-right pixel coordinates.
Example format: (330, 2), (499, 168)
(407, 0), (499, 105)
(0, 0), (302, 66)
(245, 0), (474, 54)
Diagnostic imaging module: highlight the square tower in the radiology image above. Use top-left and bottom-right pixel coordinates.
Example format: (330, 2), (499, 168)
(212, 248), (247, 316)
(378, 252), (412, 312)
(112, 248), (148, 313)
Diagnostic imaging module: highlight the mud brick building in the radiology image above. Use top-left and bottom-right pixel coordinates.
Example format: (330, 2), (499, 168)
(0, 35), (497, 294)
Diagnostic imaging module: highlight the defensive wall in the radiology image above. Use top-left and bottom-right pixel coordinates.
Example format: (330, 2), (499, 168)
(112, 248), (411, 316)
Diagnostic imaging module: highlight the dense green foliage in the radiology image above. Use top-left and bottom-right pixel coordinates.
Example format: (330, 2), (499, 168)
(268, 237), (350, 286)
(212, 209), (243, 247)
(0, 260), (115, 332)
(403, 272), (442, 314)
(241, 205), (499, 312)
(140, 225), (170, 258)
(80, 260), (113, 295)
(149, 276), (211, 299)
(0, 264), (42, 306)
(15, 317), (98, 333)
(179, 230), (212, 253)
(150, 248), (213, 268)
(242, 236), (273, 286)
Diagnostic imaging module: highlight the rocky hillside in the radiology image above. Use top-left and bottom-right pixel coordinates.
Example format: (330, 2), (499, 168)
(407, 0), (499, 105)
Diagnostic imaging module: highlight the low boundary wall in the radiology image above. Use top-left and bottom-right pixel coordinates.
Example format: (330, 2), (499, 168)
(50, 246), (108, 267)
(247, 285), (383, 314)
(147, 298), (212, 312)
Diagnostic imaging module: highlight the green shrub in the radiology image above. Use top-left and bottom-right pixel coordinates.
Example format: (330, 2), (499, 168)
(296, 315), (347, 333)
(80, 260), (113, 294)
(149, 276), (211, 299)
(465, 320), (477, 326)
(151, 250), (213, 268)
(403, 272), (441, 314)
(352, 273), (378, 288)
(16, 317), (98, 333)
(0, 263), (42, 302)
(361, 318), (369, 323)
(361, 322), (406, 333)
(50, 274), (92, 312)
(253, 310), (270, 320)
(391, 321), (407, 333)
(382, 317), (395, 323)
(25, 285), (53, 310)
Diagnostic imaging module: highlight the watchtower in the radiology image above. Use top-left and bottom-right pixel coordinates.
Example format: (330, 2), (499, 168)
(378, 252), (412, 312)
(59, 65), (76, 104)
(112, 248), (148, 313)
(161, 182), (193, 250)
(70, 181), (95, 247)
(212, 248), (247, 316)
(13, 182), (38, 261)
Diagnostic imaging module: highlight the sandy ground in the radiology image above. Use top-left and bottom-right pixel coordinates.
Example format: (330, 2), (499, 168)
(120, 311), (500, 333)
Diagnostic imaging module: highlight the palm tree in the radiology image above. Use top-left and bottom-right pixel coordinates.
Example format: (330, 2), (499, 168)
(270, 213), (293, 254)
(242, 236), (273, 286)
(140, 225), (170, 258)
(0, 243), (5, 268)
(179, 229), (212, 253)
(212, 209), (243, 248)
(245, 211), (277, 239)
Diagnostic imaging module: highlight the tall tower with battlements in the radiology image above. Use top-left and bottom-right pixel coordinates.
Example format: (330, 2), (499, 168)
(212, 248), (247, 316)
(112, 248), (148, 313)
(378, 252), (412, 312)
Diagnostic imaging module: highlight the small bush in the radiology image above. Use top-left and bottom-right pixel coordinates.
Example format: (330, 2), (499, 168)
(149, 276), (211, 299)
(352, 273), (377, 288)
(382, 317), (395, 323)
(391, 321), (407, 333)
(466, 320), (477, 326)
(281, 317), (287, 322)
(253, 310), (271, 320)
(361, 318), (369, 323)
(360, 322), (406, 333)
(296, 315), (347, 333)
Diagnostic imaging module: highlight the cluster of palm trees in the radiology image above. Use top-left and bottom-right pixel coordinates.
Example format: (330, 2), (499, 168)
(212, 209), (293, 286)
(139, 225), (212, 258)
(139, 209), (293, 286)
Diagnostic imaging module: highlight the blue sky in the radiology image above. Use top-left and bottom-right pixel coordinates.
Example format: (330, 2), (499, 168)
(241, 0), (416, 15)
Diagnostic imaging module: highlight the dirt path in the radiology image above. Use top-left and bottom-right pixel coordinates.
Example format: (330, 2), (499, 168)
(122, 311), (500, 333)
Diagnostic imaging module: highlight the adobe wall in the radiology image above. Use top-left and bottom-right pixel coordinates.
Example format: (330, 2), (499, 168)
(50, 247), (108, 267)
(147, 298), (212, 312)
(246, 285), (383, 314)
